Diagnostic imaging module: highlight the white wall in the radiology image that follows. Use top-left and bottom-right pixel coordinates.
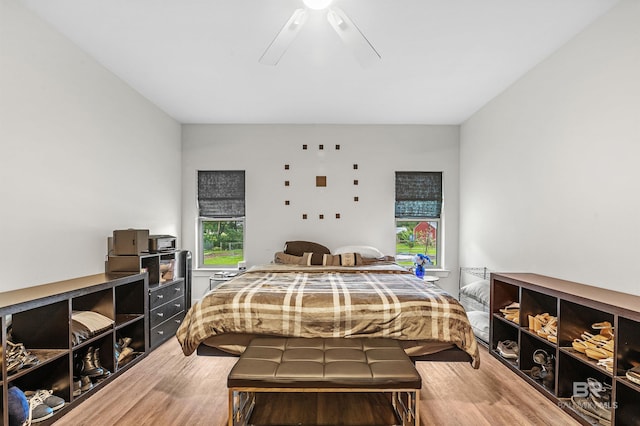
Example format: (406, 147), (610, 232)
(459, 0), (640, 295)
(182, 124), (460, 299)
(0, 0), (182, 291)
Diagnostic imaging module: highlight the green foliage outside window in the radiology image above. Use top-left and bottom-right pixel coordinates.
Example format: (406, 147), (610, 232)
(202, 219), (244, 266)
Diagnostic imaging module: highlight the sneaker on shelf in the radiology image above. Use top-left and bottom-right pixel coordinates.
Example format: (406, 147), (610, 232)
(497, 340), (519, 360)
(24, 390), (65, 411)
(25, 394), (54, 424)
(73, 378), (82, 397)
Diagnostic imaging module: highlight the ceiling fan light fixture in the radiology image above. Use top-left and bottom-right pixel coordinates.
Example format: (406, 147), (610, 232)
(303, 0), (333, 11)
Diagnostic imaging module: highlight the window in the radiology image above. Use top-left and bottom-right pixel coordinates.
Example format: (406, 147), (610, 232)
(395, 172), (442, 268)
(197, 171), (245, 268)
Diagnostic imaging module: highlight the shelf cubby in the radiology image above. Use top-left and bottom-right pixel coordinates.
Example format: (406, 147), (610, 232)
(558, 300), (613, 349)
(615, 380), (640, 426)
(616, 316), (640, 376)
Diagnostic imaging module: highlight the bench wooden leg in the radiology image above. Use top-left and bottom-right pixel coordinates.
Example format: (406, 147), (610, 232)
(391, 390), (419, 426)
(229, 389), (255, 426)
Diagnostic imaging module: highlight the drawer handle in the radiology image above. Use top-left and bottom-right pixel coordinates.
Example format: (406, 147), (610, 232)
(157, 312), (164, 318)
(157, 330), (164, 335)
(174, 287), (180, 291)
(156, 294), (164, 300)
(174, 303), (181, 308)
(175, 319), (181, 324)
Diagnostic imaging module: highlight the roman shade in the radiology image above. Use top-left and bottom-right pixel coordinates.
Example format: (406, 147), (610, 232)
(197, 170), (245, 218)
(395, 172), (442, 218)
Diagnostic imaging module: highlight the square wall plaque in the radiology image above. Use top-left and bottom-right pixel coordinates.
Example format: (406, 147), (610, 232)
(316, 176), (327, 187)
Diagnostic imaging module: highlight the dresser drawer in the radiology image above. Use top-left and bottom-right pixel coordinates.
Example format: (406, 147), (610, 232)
(150, 296), (185, 328)
(150, 311), (185, 348)
(149, 280), (185, 310)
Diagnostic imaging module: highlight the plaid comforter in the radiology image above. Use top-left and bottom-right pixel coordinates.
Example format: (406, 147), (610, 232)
(176, 267), (480, 367)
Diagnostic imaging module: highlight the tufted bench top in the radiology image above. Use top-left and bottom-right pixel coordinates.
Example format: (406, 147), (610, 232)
(227, 337), (422, 389)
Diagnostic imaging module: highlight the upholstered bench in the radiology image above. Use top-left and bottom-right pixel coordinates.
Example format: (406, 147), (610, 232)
(227, 337), (421, 426)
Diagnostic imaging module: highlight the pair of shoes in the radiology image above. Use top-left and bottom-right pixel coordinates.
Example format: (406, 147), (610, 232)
(5, 340), (39, 374)
(500, 302), (520, 324)
(73, 375), (93, 396)
(572, 330), (613, 360)
(497, 340), (519, 360)
(532, 349), (555, 388)
(528, 313), (558, 343)
(25, 389), (65, 424)
(570, 378), (612, 426)
(24, 390), (65, 411)
(116, 336), (137, 368)
(626, 365), (640, 385)
(79, 346), (111, 379)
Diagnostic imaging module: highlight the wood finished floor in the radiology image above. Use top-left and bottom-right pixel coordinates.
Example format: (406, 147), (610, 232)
(53, 341), (579, 426)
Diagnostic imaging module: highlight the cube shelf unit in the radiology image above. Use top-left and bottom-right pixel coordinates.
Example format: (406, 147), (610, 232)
(107, 250), (188, 349)
(490, 273), (640, 426)
(0, 273), (148, 426)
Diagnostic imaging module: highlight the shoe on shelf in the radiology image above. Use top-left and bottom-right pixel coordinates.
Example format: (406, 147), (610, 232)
(570, 395), (611, 426)
(597, 357), (614, 373)
(497, 340), (519, 360)
(6, 340), (39, 373)
(24, 390), (65, 412)
(92, 348), (111, 380)
(80, 347), (104, 378)
(73, 378), (82, 397)
(25, 393), (54, 424)
(626, 365), (640, 385)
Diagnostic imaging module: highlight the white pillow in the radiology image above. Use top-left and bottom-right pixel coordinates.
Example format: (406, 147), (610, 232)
(466, 310), (490, 343)
(333, 245), (384, 259)
(460, 279), (490, 304)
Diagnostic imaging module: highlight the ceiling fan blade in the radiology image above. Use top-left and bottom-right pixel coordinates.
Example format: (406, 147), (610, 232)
(259, 8), (309, 66)
(327, 7), (381, 67)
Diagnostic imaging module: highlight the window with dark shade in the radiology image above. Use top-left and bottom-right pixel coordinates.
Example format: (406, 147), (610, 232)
(395, 172), (442, 218)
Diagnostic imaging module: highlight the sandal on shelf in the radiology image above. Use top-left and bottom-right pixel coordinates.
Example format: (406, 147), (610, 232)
(592, 321), (613, 330)
(626, 366), (640, 385)
(597, 357), (614, 373)
(585, 347), (614, 361)
(499, 302), (520, 313)
(497, 340), (519, 360)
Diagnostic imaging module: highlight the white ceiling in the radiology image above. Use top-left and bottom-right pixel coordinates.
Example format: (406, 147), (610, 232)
(22, 0), (618, 124)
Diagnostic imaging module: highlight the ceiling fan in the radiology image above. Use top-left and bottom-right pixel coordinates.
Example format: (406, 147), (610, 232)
(259, 0), (381, 67)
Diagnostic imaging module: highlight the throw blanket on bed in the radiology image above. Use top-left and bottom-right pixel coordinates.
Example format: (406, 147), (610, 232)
(176, 269), (480, 368)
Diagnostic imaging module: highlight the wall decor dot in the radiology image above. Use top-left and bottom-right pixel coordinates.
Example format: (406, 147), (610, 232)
(336, 213), (341, 219)
(335, 144), (340, 150)
(302, 214), (308, 219)
(354, 196), (359, 202)
(285, 200), (290, 205)
(303, 144), (308, 150)
(319, 214), (324, 219)
(284, 164), (289, 170)
(353, 164), (358, 170)
(319, 144), (324, 150)
(316, 176), (327, 187)
(353, 179), (359, 185)
(285, 180), (290, 186)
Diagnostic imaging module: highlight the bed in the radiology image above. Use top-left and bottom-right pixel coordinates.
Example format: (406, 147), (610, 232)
(176, 244), (480, 368)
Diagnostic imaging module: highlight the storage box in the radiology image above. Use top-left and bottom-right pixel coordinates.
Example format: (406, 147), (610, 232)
(113, 229), (149, 255)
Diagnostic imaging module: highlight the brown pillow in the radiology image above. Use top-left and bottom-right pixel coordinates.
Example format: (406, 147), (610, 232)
(301, 252), (324, 265)
(284, 241), (330, 257)
(274, 252), (305, 264)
